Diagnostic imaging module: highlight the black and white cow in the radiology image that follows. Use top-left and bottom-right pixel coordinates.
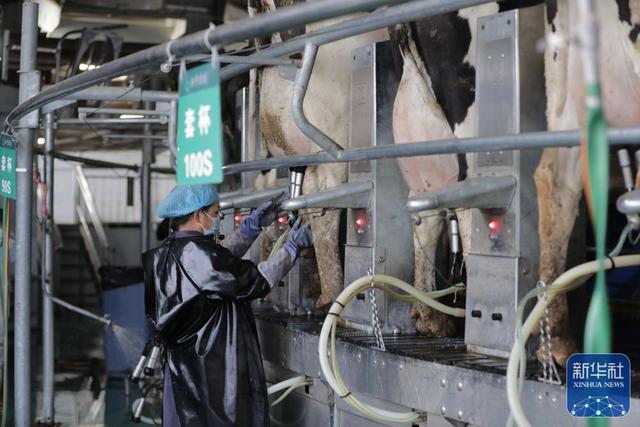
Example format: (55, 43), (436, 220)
(535, 0), (640, 365)
(247, 0), (640, 365)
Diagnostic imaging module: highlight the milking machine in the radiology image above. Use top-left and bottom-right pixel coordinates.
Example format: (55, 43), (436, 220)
(407, 7), (546, 359)
(278, 40), (416, 333)
(129, 338), (164, 423)
(252, 5), (635, 427)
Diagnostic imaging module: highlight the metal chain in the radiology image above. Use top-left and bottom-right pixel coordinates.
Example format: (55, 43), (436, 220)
(537, 280), (561, 384)
(368, 266), (385, 352)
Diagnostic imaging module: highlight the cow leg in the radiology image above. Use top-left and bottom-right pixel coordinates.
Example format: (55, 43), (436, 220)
(252, 169), (278, 263)
(302, 163), (347, 310)
(534, 146), (582, 367)
(411, 214), (457, 337)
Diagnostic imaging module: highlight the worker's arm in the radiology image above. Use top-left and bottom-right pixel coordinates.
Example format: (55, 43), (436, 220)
(222, 200), (278, 257)
(221, 230), (254, 258)
(257, 219), (313, 288)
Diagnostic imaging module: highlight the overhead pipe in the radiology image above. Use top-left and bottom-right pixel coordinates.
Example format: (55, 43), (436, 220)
(57, 117), (168, 126)
(54, 86), (178, 102)
(220, 0), (497, 82)
(35, 151), (174, 174)
(280, 181), (373, 211)
(14, 3), (39, 425)
(406, 176), (517, 212)
(222, 127), (640, 176)
(103, 134), (168, 141)
(292, 43), (343, 159)
(6, 0), (413, 130)
(77, 107), (169, 118)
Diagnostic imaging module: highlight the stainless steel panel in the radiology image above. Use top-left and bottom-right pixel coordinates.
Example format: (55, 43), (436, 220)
(467, 6), (544, 356)
(270, 390), (332, 427)
(465, 255), (518, 355)
(469, 199), (517, 256)
(346, 208), (373, 248)
(270, 274), (290, 313)
(343, 245), (385, 326)
(338, 409), (392, 427)
(476, 35), (516, 141)
(255, 317), (640, 427)
(349, 45), (374, 175)
(343, 41), (414, 333)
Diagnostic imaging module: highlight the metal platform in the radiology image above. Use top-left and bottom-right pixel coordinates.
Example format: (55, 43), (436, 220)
(255, 310), (640, 427)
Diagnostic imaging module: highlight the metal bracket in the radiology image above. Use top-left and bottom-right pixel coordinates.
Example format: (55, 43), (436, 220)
(219, 187), (288, 211)
(406, 175), (517, 213)
(281, 180), (373, 210)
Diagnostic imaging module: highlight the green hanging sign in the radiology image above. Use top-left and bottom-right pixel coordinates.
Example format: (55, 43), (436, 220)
(0, 134), (16, 200)
(176, 63), (224, 185)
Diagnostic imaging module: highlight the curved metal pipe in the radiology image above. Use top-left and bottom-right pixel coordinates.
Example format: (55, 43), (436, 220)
(292, 43), (343, 159)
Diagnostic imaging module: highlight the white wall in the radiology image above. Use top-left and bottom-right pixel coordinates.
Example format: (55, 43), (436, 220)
(45, 150), (176, 225)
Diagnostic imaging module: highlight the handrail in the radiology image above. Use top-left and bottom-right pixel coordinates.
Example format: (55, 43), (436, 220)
(74, 165), (110, 259)
(75, 206), (103, 280)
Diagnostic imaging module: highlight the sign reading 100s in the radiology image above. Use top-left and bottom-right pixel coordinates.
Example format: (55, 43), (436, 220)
(176, 63), (224, 185)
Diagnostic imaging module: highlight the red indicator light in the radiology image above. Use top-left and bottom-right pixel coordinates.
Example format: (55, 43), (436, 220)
(234, 214), (242, 223)
(488, 217), (501, 240)
(277, 215), (288, 231)
(355, 214), (368, 234)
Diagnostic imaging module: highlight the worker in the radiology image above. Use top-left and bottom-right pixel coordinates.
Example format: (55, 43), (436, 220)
(142, 184), (313, 426)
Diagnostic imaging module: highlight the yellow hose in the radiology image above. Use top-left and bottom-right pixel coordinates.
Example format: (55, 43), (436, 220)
(319, 274), (464, 424)
(506, 255), (640, 427)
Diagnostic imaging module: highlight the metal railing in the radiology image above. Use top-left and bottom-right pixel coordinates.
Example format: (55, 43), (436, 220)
(74, 165), (111, 278)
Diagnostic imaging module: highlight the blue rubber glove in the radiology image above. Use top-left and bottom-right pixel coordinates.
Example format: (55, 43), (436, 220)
(258, 248), (294, 289)
(283, 218), (314, 261)
(239, 200), (278, 240)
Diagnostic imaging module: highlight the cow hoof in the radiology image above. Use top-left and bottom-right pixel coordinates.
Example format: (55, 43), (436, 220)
(535, 335), (578, 368)
(411, 302), (456, 337)
(315, 293), (338, 311)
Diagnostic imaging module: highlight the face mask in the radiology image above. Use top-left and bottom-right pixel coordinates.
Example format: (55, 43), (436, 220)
(199, 210), (221, 236)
